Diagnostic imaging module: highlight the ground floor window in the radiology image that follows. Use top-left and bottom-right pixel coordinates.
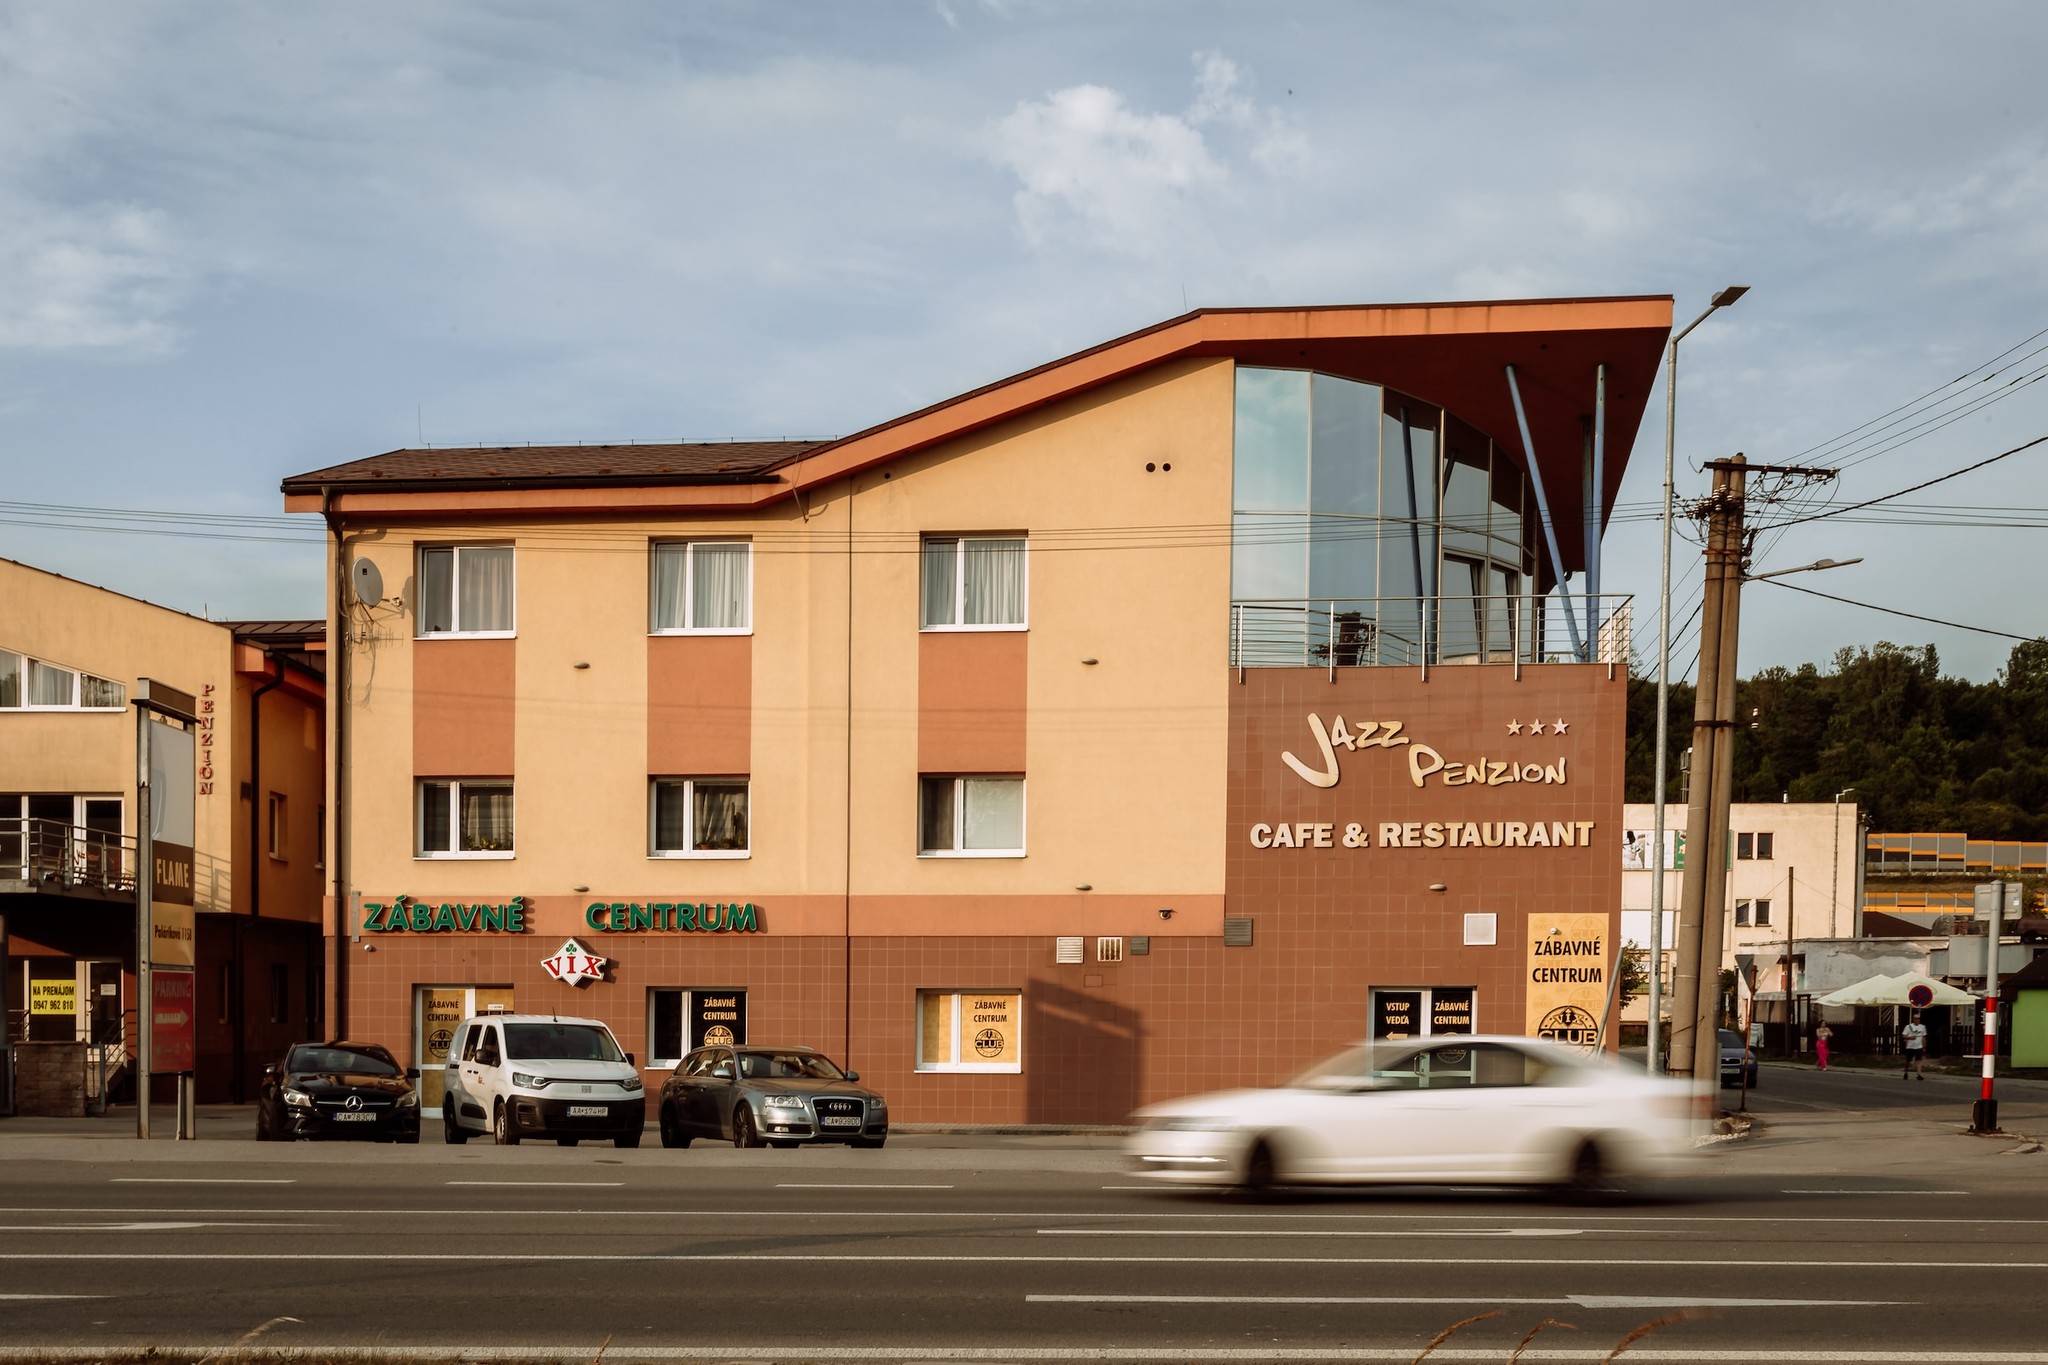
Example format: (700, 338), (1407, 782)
(1369, 986), (1476, 1043)
(916, 990), (1022, 1072)
(647, 987), (749, 1067)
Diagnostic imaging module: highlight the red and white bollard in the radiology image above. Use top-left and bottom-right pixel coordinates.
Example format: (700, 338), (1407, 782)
(1972, 998), (1999, 1133)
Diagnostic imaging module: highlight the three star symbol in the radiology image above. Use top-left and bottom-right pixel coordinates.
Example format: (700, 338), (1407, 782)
(1506, 718), (1571, 736)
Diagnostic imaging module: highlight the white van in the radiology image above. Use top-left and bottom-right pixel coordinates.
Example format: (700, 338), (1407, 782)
(441, 1013), (645, 1147)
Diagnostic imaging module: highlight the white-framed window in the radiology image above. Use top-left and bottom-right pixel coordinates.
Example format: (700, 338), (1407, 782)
(650, 541), (752, 633)
(916, 990), (1022, 1073)
(266, 793), (286, 860)
(416, 778), (514, 858)
(650, 777), (749, 857)
(417, 544), (515, 637)
(920, 536), (1027, 630)
(918, 775), (1024, 857)
(0, 649), (125, 711)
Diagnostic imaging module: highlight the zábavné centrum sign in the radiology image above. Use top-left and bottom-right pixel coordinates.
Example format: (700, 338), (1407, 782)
(359, 896), (763, 934)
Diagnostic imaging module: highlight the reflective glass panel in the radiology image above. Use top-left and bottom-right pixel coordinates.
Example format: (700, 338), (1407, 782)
(1309, 374), (1380, 518)
(1233, 368), (1309, 513)
(962, 777), (1023, 851)
(1442, 418), (1490, 559)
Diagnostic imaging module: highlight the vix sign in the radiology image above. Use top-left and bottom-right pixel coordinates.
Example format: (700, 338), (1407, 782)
(541, 937), (609, 988)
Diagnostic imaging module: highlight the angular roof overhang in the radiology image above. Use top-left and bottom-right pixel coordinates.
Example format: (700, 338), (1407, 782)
(284, 297), (1673, 574)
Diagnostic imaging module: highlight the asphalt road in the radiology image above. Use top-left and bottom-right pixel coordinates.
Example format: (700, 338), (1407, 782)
(1, 1064), (2045, 1363)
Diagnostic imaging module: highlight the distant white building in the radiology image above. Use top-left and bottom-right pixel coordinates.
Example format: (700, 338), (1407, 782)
(1618, 799), (1863, 1026)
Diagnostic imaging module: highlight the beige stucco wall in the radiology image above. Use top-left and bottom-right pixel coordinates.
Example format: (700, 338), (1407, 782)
(0, 558), (237, 910)
(332, 356), (1236, 930)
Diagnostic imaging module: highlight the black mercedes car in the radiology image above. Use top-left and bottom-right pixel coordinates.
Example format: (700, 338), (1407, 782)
(256, 1041), (422, 1142)
(658, 1045), (886, 1149)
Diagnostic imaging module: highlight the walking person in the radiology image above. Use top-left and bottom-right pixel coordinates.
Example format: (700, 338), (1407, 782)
(1815, 1021), (1833, 1071)
(1902, 1012), (1928, 1079)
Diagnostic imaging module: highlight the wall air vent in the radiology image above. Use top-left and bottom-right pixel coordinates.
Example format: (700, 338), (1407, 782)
(1055, 936), (1084, 964)
(1222, 917), (1255, 948)
(1128, 936), (1151, 956)
(1096, 936), (1124, 963)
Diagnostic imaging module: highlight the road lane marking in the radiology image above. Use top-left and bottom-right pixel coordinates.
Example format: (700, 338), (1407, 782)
(0, 1253), (2041, 1269)
(775, 1184), (955, 1189)
(1040, 1228), (1583, 1238)
(443, 1181), (625, 1187)
(1029, 1292), (1909, 1308)
(0, 1222), (317, 1232)
(108, 1179), (295, 1185)
(0, 1294), (108, 1300)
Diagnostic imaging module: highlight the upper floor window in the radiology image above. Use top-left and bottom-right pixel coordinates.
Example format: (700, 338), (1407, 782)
(650, 777), (749, 857)
(921, 537), (1026, 630)
(0, 649), (126, 711)
(1735, 897), (1772, 927)
(418, 545), (514, 637)
(650, 542), (751, 633)
(1737, 831), (1774, 860)
(919, 775), (1025, 856)
(267, 793), (287, 860)
(416, 778), (514, 858)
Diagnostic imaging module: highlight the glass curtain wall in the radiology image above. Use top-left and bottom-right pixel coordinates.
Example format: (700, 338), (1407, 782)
(1232, 366), (1538, 667)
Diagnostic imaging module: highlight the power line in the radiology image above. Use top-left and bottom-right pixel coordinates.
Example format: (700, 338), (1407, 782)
(1757, 433), (2048, 533)
(1756, 577), (2039, 643)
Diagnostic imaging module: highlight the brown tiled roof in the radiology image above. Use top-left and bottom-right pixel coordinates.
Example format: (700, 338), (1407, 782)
(280, 441), (824, 494)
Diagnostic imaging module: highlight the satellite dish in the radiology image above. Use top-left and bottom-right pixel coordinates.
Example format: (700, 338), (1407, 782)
(352, 557), (384, 606)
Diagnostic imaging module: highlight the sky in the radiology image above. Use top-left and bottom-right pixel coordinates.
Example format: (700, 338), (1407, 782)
(3, 1), (2044, 683)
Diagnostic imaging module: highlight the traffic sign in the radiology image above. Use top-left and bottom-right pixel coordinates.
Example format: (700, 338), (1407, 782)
(1908, 983), (1935, 1009)
(151, 970), (195, 1073)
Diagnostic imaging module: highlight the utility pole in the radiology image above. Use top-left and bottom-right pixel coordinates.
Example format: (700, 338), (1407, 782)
(1668, 455), (1838, 1091)
(1666, 457), (1746, 1086)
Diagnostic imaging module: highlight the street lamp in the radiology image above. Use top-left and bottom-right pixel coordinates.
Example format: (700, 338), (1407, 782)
(1649, 284), (1747, 1073)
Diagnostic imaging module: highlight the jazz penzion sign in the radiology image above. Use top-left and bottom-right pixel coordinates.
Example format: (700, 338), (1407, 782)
(1251, 711), (1596, 852)
(360, 896), (763, 934)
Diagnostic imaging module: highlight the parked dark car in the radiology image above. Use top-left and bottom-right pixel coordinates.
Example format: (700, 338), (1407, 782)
(256, 1041), (422, 1142)
(658, 1045), (887, 1149)
(1718, 1028), (1758, 1089)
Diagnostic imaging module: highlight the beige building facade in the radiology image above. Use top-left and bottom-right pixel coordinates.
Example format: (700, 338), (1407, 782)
(0, 558), (326, 1109)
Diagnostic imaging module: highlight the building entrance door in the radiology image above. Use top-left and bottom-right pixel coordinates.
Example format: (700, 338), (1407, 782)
(414, 985), (514, 1117)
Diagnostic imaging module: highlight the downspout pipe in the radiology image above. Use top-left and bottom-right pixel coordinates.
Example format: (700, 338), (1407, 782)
(320, 487), (348, 1040)
(237, 649), (285, 1103)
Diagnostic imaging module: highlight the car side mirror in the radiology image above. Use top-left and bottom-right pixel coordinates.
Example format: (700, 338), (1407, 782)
(845, 1070), (859, 1083)
(262, 1065), (276, 1079)
(625, 1052), (634, 1067)
(405, 1067), (421, 1080)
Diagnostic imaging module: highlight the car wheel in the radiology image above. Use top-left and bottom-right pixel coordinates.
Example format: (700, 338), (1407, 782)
(1240, 1138), (1279, 1196)
(616, 1128), (642, 1149)
(443, 1107), (469, 1145)
(659, 1105), (690, 1149)
(733, 1105), (762, 1149)
(255, 1107), (272, 1142)
(1563, 1139), (1607, 1201)
(493, 1101), (520, 1146)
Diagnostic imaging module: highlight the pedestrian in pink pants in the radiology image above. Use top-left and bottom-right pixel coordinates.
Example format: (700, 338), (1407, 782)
(1815, 1021), (1833, 1071)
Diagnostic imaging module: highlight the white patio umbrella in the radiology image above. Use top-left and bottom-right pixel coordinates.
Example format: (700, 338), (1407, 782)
(1814, 971), (1978, 1008)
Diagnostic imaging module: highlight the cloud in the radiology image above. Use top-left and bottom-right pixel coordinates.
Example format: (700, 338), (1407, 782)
(0, 201), (188, 353)
(984, 51), (1303, 255)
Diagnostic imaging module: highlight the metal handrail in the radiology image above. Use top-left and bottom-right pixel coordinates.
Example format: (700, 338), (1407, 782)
(0, 818), (137, 893)
(1229, 594), (1633, 670)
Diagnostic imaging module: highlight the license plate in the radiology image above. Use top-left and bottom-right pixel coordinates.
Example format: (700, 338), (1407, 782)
(567, 1105), (608, 1117)
(822, 1116), (861, 1127)
(333, 1112), (377, 1123)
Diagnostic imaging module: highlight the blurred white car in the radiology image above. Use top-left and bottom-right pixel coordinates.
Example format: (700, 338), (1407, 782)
(1128, 1035), (1698, 1194)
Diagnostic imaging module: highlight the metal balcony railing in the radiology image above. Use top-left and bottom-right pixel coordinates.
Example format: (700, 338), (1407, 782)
(0, 818), (136, 895)
(1229, 595), (1633, 671)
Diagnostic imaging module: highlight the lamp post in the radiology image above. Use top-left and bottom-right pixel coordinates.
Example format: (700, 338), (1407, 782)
(1831, 787), (1857, 939)
(1649, 284), (1747, 1074)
